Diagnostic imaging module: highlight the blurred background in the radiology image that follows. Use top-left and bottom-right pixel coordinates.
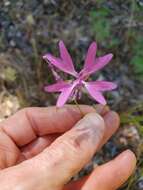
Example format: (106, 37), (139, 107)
(0, 0), (143, 189)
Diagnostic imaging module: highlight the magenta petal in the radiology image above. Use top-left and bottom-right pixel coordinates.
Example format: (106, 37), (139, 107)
(81, 53), (113, 77)
(59, 41), (77, 75)
(43, 53), (66, 72)
(43, 42), (77, 77)
(83, 42), (97, 70)
(91, 53), (113, 74)
(84, 82), (107, 105)
(57, 81), (78, 107)
(44, 81), (69, 92)
(86, 81), (117, 92)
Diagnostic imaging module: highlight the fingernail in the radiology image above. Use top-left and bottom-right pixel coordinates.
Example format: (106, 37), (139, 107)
(104, 111), (120, 129)
(74, 113), (105, 146)
(115, 149), (136, 164)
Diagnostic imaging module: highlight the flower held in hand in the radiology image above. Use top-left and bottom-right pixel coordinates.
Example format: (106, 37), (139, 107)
(43, 41), (117, 107)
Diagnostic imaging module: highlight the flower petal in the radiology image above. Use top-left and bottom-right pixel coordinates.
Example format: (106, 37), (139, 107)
(59, 41), (77, 75)
(57, 81), (78, 107)
(84, 82), (107, 105)
(85, 81), (117, 91)
(44, 81), (70, 92)
(43, 41), (77, 77)
(80, 53), (113, 77)
(92, 53), (113, 73)
(83, 42), (97, 70)
(43, 53), (66, 72)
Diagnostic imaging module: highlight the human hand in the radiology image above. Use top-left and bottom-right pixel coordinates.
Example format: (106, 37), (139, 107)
(0, 105), (136, 190)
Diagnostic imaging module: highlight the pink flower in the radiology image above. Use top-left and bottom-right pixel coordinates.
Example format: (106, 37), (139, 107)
(43, 41), (117, 107)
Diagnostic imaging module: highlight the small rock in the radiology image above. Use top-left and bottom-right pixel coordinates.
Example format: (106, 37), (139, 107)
(9, 40), (16, 47)
(4, 0), (10, 6)
(0, 94), (20, 121)
(137, 0), (143, 6)
(119, 137), (128, 146)
(137, 177), (143, 190)
(122, 126), (140, 141)
(116, 125), (140, 148)
(26, 14), (35, 25)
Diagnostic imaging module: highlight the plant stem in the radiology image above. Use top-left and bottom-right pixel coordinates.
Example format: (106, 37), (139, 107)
(92, 104), (98, 112)
(74, 99), (84, 117)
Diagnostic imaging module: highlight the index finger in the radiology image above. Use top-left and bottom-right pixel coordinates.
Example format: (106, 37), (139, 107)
(0, 105), (96, 147)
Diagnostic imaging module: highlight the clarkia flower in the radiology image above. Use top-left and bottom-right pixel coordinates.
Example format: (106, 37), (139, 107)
(43, 41), (117, 107)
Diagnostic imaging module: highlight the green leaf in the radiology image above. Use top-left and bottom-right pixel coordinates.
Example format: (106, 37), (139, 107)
(131, 34), (143, 74)
(90, 8), (111, 42)
(132, 56), (143, 71)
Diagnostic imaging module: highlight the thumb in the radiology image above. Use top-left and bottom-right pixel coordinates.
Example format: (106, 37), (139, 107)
(33, 112), (105, 189)
(0, 113), (105, 190)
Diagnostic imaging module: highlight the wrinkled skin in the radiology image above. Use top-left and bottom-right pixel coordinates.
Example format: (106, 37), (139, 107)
(0, 105), (136, 190)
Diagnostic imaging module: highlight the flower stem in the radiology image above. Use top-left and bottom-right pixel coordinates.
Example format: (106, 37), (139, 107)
(92, 104), (97, 112)
(74, 99), (84, 117)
